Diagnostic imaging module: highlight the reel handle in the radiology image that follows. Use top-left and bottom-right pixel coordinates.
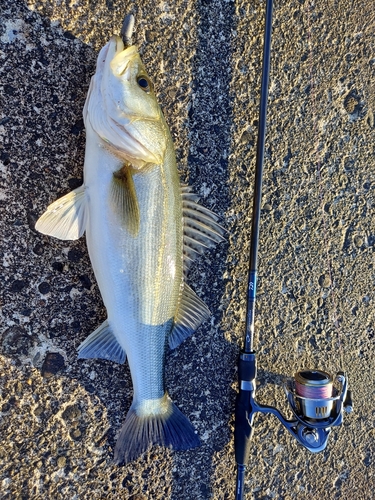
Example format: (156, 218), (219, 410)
(344, 389), (353, 413)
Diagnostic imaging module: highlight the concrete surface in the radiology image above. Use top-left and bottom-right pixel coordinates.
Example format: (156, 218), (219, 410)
(1, 0), (374, 498)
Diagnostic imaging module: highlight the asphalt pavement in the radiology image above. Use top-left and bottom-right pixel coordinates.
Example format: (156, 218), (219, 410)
(1, 1), (374, 498)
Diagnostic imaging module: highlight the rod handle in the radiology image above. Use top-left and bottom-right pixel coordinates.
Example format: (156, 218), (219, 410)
(235, 464), (247, 500)
(235, 352), (257, 465)
(234, 389), (254, 466)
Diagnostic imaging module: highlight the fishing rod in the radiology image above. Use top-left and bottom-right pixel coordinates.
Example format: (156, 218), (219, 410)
(234, 1), (353, 498)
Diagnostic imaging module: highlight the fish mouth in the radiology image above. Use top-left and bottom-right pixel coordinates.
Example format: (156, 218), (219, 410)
(99, 36), (125, 71)
(84, 18), (165, 168)
(95, 34), (131, 77)
(114, 36), (125, 55)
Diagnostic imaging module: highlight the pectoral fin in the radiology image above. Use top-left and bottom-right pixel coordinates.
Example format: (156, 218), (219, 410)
(110, 164), (140, 236)
(35, 185), (87, 240)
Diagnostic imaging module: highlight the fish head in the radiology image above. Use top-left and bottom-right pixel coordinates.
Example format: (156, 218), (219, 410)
(84, 36), (168, 168)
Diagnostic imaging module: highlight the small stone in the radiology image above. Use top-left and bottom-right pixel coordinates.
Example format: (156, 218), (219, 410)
(38, 282), (51, 294)
(145, 30), (156, 43)
(344, 94), (360, 114)
(52, 262), (64, 272)
(33, 243), (44, 255)
(41, 352), (66, 378)
(68, 249), (84, 262)
(1, 326), (34, 356)
(70, 119), (84, 136)
(62, 404), (81, 421)
(57, 456), (66, 468)
(353, 235), (364, 248)
(70, 320), (80, 331)
(68, 178), (82, 189)
(10, 279), (27, 292)
(34, 406), (43, 416)
(79, 275), (92, 289)
(240, 130), (253, 145)
(319, 274), (331, 288)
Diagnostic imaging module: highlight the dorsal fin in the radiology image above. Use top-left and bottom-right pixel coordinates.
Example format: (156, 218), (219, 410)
(182, 186), (225, 273)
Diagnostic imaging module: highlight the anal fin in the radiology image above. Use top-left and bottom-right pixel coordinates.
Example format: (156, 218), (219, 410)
(78, 320), (126, 364)
(169, 284), (210, 349)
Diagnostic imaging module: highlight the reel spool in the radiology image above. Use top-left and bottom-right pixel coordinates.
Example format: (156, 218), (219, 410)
(284, 369), (351, 427)
(294, 369), (334, 420)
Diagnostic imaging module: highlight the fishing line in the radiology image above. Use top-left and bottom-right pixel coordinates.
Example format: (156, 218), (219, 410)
(295, 370), (333, 400)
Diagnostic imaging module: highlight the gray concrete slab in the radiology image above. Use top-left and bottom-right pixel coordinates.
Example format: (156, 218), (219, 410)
(1, 0), (374, 498)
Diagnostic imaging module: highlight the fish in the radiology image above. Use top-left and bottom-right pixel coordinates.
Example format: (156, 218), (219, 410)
(35, 15), (224, 464)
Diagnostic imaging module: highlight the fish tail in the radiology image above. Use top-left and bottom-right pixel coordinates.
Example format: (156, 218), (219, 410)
(113, 394), (200, 465)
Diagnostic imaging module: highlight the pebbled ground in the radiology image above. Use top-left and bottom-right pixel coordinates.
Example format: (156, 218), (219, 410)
(0, 1), (374, 499)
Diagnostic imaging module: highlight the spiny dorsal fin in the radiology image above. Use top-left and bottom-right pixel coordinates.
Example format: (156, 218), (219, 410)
(78, 320), (126, 364)
(169, 284), (211, 349)
(182, 186), (225, 273)
(35, 185), (87, 241)
(111, 164), (140, 236)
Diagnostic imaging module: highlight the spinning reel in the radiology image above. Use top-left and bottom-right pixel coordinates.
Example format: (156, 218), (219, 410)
(236, 353), (352, 455)
(284, 368), (352, 451)
(235, 354), (353, 498)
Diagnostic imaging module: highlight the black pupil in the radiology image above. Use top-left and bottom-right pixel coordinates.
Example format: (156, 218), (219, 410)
(138, 78), (149, 90)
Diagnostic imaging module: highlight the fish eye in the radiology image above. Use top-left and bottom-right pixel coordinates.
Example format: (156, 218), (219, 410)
(137, 76), (152, 93)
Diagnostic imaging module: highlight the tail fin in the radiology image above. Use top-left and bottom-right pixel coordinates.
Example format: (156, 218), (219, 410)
(113, 394), (200, 465)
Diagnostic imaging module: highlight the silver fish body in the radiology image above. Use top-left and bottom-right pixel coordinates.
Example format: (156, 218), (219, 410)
(36, 33), (224, 464)
(86, 127), (179, 379)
